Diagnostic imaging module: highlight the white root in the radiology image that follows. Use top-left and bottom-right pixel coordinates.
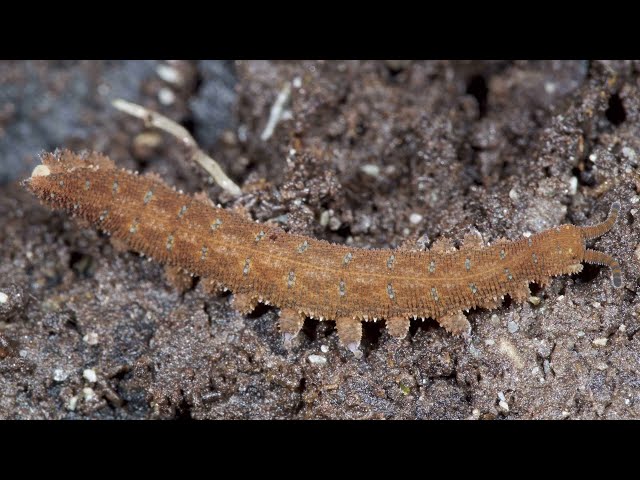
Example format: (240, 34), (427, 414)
(112, 98), (242, 197)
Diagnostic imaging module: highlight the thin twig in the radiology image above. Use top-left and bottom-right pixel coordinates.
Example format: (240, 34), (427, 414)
(112, 98), (242, 196)
(260, 81), (291, 141)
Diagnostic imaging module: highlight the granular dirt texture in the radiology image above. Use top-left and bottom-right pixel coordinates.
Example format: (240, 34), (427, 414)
(1, 60), (640, 419)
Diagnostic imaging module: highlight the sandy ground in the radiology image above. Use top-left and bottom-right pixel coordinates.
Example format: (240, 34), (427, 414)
(1, 60), (639, 419)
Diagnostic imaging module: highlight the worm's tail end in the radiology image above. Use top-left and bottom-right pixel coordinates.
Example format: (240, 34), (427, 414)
(583, 249), (623, 288)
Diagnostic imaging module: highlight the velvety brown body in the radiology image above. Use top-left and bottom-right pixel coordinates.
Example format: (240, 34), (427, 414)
(25, 151), (623, 354)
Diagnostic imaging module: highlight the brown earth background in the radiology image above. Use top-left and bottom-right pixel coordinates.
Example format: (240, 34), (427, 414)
(0, 60), (639, 419)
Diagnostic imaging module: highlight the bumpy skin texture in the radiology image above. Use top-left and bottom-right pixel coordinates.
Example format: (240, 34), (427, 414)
(25, 150), (622, 351)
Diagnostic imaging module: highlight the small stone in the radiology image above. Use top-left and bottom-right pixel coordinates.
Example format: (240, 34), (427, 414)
(569, 177), (578, 195)
(0, 284), (28, 321)
(561, 411), (570, 418)
(156, 64), (183, 85)
(409, 213), (423, 225)
(592, 302), (601, 308)
(507, 321), (519, 334)
(53, 368), (68, 382)
(320, 344), (329, 353)
(499, 400), (510, 412)
(360, 164), (380, 177)
(484, 339), (495, 346)
(528, 296), (541, 306)
(622, 146), (637, 162)
(619, 324), (627, 332)
(308, 354), (327, 365)
(67, 396), (79, 411)
(83, 332), (99, 345)
(292, 76), (302, 88)
(328, 216), (342, 231)
(593, 337), (608, 347)
(133, 131), (162, 159)
(82, 387), (96, 402)
(319, 210), (330, 227)
(83, 368), (97, 383)
(158, 87), (175, 106)
(596, 362), (608, 371)
(532, 366), (540, 375)
(509, 188), (519, 201)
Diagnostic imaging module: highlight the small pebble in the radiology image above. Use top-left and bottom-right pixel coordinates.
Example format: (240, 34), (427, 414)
(569, 177), (578, 195)
(83, 368), (97, 383)
(292, 76), (302, 88)
(53, 368), (68, 382)
(592, 337), (608, 347)
(619, 324), (627, 332)
(508, 188), (519, 201)
(528, 296), (541, 306)
(0, 284), (28, 321)
(308, 354), (327, 365)
(319, 210), (330, 227)
(532, 366), (540, 375)
(360, 164), (381, 177)
(499, 400), (510, 412)
(83, 332), (99, 345)
(97, 83), (110, 96)
(320, 344), (329, 353)
(67, 395), (79, 411)
(484, 339), (495, 346)
(328, 217), (342, 231)
(82, 387), (96, 402)
(622, 146), (637, 162)
(409, 213), (423, 225)
(507, 321), (519, 334)
(158, 87), (175, 105)
(156, 64), (183, 85)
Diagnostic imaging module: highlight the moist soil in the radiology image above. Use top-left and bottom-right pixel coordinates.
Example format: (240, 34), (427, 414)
(1, 60), (639, 419)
